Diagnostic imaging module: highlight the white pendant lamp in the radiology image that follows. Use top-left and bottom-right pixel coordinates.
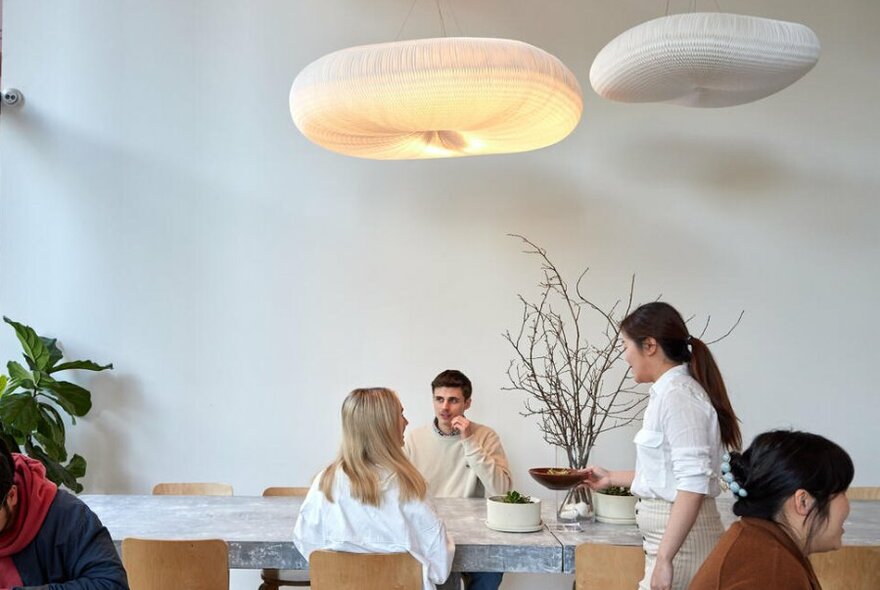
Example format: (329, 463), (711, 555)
(290, 37), (583, 159)
(590, 13), (821, 108)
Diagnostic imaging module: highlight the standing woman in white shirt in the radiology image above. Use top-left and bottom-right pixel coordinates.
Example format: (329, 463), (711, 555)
(293, 388), (455, 590)
(583, 302), (741, 590)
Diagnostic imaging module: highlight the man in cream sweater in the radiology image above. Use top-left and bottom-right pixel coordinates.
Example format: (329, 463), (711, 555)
(405, 369), (512, 590)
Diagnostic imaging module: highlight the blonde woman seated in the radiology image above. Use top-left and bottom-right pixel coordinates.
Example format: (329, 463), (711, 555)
(688, 430), (854, 590)
(293, 387), (455, 590)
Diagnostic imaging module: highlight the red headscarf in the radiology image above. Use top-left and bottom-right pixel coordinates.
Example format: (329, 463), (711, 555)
(0, 454), (58, 588)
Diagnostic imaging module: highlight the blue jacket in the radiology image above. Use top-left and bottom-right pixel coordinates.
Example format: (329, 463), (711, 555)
(10, 489), (128, 590)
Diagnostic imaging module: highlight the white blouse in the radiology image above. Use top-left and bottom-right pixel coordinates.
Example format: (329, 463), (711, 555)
(293, 468), (455, 590)
(630, 364), (723, 502)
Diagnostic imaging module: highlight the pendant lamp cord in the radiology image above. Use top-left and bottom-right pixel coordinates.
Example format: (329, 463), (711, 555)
(395, 0), (457, 40)
(435, 0), (448, 37)
(395, 0), (421, 41)
(445, 0), (465, 36)
(665, 0), (723, 15)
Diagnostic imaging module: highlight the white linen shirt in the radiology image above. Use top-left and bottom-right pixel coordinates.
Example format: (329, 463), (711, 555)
(630, 364), (723, 502)
(292, 468), (455, 590)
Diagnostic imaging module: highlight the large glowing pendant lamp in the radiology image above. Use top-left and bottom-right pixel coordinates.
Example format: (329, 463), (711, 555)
(590, 13), (820, 107)
(290, 37), (583, 159)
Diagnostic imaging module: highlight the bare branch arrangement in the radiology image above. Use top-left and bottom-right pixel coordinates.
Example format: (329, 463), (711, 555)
(503, 235), (647, 471)
(504, 235), (744, 475)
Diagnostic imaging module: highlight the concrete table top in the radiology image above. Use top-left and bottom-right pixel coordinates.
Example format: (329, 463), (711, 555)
(81, 495), (562, 572)
(80, 494), (880, 575)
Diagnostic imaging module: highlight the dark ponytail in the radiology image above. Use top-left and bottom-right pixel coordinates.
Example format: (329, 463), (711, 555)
(728, 431), (853, 550)
(688, 336), (741, 450)
(620, 301), (741, 450)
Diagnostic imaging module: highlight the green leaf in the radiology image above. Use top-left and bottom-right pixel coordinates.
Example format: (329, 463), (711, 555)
(25, 441), (82, 493)
(0, 375), (7, 396)
(7, 361), (35, 389)
(0, 392), (41, 434)
(41, 380), (92, 417)
(37, 401), (67, 446)
(34, 432), (66, 462)
(2, 381), (20, 395)
(40, 337), (64, 369)
(66, 454), (87, 479)
(34, 404), (67, 461)
(3, 317), (52, 372)
(0, 426), (26, 447)
(49, 360), (113, 374)
(502, 490), (531, 504)
(32, 371), (52, 388)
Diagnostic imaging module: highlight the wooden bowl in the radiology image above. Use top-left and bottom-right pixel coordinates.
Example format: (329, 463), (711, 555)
(528, 467), (587, 490)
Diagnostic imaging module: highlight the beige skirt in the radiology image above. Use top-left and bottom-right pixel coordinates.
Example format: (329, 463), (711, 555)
(635, 497), (723, 590)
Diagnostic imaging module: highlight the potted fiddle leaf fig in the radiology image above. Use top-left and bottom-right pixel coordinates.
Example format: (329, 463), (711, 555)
(0, 316), (112, 492)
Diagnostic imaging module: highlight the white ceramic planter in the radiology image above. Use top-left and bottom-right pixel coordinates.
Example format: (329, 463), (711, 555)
(486, 496), (543, 532)
(594, 491), (637, 524)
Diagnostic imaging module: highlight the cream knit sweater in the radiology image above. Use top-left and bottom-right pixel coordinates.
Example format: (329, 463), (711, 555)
(404, 421), (512, 498)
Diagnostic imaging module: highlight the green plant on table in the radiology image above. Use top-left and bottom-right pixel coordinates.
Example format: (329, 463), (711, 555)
(599, 485), (633, 496)
(0, 316), (112, 492)
(500, 490), (532, 504)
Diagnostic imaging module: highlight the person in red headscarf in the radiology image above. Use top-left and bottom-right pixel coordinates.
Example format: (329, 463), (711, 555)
(0, 440), (128, 590)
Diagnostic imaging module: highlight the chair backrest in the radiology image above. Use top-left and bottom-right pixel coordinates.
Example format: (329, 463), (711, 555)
(263, 486), (310, 497)
(309, 550), (423, 590)
(847, 487), (880, 501)
(152, 482), (233, 496)
(575, 543), (644, 590)
(809, 546), (880, 590)
(122, 538), (229, 590)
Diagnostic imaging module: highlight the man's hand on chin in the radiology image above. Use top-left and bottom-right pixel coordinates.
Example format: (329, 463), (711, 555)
(450, 415), (472, 439)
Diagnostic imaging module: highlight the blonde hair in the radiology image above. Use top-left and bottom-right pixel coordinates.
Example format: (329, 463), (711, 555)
(319, 387), (427, 506)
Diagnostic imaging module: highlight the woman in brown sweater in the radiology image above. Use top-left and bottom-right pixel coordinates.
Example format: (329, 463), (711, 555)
(688, 430), (854, 590)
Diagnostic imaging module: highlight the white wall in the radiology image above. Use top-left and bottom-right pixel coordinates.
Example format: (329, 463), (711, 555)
(1, 1), (878, 588)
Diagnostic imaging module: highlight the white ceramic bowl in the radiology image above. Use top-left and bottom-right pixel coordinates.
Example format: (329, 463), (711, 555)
(486, 496), (542, 528)
(594, 492), (637, 524)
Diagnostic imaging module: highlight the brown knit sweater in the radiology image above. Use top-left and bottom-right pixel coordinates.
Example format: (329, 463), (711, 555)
(688, 517), (822, 590)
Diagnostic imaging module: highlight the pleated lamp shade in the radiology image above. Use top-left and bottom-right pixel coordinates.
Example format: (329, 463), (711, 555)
(590, 13), (821, 107)
(290, 37), (583, 159)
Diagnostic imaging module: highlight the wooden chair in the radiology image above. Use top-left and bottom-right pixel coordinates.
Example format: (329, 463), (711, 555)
(847, 487), (880, 501)
(122, 538), (229, 590)
(574, 543), (644, 590)
(810, 546), (880, 590)
(152, 482), (233, 496)
(309, 550), (422, 590)
(263, 486), (310, 497)
(259, 487), (311, 590)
